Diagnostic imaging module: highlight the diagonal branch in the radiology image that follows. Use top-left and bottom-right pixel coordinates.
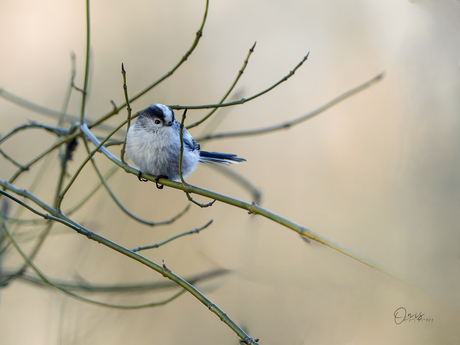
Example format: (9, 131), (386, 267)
(78, 122), (392, 275)
(1, 213), (188, 309)
(0, 184), (258, 342)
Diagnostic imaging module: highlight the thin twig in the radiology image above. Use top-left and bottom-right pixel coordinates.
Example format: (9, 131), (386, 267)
(178, 109), (215, 207)
(120, 63), (132, 165)
(5, 147), (58, 232)
(0, 148), (27, 170)
(169, 52), (310, 111)
(71, 77), (85, 94)
(0, 122), (69, 145)
(131, 219), (213, 252)
(187, 41), (257, 129)
(56, 133), (112, 211)
(65, 165), (118, 215)
(6, 131), (81, 185)
(59, 52), (77, 127)
(79, 0), (91, 122)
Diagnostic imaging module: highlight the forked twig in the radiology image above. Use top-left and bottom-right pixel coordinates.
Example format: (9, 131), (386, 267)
(178, 109), (216, 208)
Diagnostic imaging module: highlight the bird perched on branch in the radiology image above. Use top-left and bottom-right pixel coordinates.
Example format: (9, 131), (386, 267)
(126, 103), (245, 188)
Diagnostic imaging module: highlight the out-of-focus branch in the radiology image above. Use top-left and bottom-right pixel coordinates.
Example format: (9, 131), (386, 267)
(196, 72), (385, 142)
(0, 87), (118, 132)
(1, 213), (189, 309)
(0, 268), (229, 292)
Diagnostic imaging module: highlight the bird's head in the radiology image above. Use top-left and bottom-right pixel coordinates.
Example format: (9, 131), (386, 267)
(137, 103), (175, 131)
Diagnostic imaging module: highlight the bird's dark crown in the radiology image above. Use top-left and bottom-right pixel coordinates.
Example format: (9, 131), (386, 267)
(142, 104), (175, 124)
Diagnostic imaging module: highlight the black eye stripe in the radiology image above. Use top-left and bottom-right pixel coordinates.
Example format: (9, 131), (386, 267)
(141, 104), (175, 126)
(143, 105), (167, 122)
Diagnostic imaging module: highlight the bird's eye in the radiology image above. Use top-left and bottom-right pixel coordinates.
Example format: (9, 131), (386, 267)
(154, 119), (162, 125)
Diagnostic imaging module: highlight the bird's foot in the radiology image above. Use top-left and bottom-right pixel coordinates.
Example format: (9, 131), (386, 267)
(154, 175), (168, 189)
(137, 170), (148, 182)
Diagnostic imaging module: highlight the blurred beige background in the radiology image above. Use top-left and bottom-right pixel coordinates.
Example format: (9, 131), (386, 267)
(1, 0), (460, 344)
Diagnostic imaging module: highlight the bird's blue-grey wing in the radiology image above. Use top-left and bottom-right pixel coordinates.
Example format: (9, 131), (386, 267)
(183, 130), (200, 151)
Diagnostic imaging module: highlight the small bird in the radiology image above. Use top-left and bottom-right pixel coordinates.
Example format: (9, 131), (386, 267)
(126, 104), (245, 188)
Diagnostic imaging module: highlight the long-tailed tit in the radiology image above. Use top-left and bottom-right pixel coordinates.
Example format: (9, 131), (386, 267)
(126, 104), (245, 188)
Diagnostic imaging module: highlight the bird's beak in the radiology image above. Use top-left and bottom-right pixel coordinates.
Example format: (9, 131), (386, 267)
(166, 121), (173, 126)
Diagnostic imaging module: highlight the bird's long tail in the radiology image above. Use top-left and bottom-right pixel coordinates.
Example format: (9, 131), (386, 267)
(199, 151), (246, 165)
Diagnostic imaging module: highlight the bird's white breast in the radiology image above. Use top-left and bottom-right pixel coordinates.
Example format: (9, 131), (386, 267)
(126, 122), (199, 180)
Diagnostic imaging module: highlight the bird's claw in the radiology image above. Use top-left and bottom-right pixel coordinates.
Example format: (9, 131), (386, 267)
(155, 175), (168, 189)
(137, 170), (148, 182)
